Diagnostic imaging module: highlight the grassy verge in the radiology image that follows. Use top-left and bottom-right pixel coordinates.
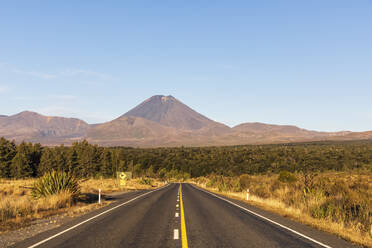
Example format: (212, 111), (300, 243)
(0, 177), (165, 233)
(191, 171), (372, 247)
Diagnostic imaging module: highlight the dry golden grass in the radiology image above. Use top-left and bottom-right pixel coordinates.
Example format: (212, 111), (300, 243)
(192, 171), (372, 248)
(0, 179), (74, 232)
(80, 177), (165, 194)
(0, 177), (165, 233)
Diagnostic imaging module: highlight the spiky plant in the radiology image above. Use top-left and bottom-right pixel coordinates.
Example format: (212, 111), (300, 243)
(32, 171), (80, 199)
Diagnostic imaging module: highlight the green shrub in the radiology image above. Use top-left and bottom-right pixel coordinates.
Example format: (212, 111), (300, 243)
(278, 170), (297, 183)
(139, 177), (152, 185)
(206, 176), (217, 188)
(31, 171), (80, 199)
(232, 180), (242, 192)
(254, 185), (271, 198)
(239, 174), (251, 190)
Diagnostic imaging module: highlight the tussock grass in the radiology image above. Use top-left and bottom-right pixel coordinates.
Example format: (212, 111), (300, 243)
(193, 171), (372, 247)
(80, 177), (164, 193)
(31, 171), (80, 199)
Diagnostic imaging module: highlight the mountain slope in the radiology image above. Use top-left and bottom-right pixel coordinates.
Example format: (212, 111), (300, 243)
(122, 95), (230, 132)
(87, 116), (182, 146)
(0, 111), (89, 143)
(233, 122), (310, 134)
(225, 122), (369, 144)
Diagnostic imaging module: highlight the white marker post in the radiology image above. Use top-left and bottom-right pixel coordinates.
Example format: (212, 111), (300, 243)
(246, 189), (249, 201)
(98, 189), (101, 204)
(174, 229), (179, 240)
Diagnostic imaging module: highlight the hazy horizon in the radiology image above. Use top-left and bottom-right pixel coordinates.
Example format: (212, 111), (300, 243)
(0, 94), (366, 133)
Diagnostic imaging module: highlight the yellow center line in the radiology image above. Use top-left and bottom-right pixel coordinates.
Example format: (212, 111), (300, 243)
(180, 184), (189, 248)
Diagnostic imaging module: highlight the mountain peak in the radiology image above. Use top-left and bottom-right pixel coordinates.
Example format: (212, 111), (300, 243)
(122, 95), (223, 130)
(17, 111), (42, 116)
(145, 95), (177, 103)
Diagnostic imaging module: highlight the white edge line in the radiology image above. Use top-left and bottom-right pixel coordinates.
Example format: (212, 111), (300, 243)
(28, 184), (170, 248)
(190, 184), (333, 248)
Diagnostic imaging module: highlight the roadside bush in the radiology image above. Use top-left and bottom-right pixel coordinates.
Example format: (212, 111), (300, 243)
(206, 175), (217, 188)
(254, 185), (271, 199)
(217, 180), (228, 192)
(139, 177), (152, 185)
(31, 171), (80, 199)
(232, 179), (241, 192)
(278, 170), (297, 183)
(239, 174), (251, 190)
(194, 177), (208, 186)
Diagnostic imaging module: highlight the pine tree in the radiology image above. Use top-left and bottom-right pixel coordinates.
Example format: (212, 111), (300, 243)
(30, 143), (42, 177)
(38, 147), (56, 176)
(89, 145), (102, 178)
(0, 138), (17, 178)
(68, 149), (79, 175)
(55, 146), (68, 172)
(10, 142), (33, 178)
(100, 149), (113, 178)
(146, 165), (154, 177)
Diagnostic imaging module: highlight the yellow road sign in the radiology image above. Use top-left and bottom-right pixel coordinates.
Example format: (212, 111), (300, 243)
(117, 172), (131, 186)
(120, 172), (127, 180)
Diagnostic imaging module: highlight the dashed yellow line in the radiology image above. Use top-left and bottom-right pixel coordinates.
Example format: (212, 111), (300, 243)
(180, 184), (189, 248)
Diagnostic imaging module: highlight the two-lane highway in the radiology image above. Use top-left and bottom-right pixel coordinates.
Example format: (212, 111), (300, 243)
(13, 183), (358, 248)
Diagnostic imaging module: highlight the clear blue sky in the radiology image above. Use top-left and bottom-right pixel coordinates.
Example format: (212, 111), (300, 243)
(1, 0), (371, 131)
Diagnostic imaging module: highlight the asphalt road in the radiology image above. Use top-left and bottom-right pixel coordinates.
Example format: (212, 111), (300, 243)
(12, 183), (359, 248)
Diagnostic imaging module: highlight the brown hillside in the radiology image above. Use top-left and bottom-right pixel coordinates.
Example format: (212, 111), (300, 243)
(0, 111), (89, 142)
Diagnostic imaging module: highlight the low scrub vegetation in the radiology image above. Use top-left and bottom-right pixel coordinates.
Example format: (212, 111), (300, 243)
(139, 177), (153, 185)
(193, 171), (372, 247)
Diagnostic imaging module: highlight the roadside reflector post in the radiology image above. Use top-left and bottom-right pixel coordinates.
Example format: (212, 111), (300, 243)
(98, 189), (102, 204)
(246, 189), (249, 201)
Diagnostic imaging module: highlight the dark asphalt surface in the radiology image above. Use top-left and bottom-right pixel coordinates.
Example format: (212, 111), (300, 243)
(12, 183), (359, 248)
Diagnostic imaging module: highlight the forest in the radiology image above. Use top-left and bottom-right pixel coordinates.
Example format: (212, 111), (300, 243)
(0, 137), (371, 179)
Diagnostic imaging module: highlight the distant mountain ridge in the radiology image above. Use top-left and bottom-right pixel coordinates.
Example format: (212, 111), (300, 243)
(0, 111), (89, 144)
(0, 95), (371, 147)
(233, 122), (309, 134)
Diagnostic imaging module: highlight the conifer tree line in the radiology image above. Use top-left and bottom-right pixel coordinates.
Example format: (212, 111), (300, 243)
(0, 137), (371, 179)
